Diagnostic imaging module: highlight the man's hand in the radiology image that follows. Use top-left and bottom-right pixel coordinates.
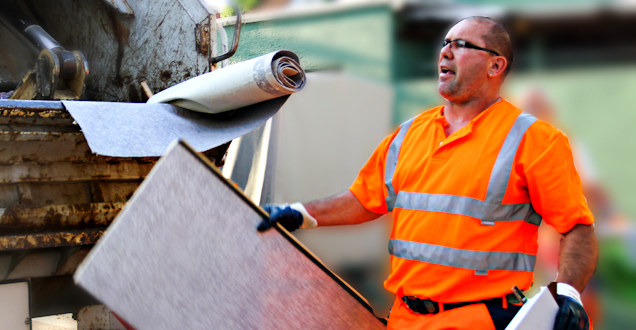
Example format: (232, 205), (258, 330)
(553, 296), (589, 330)
(552, 282), (589, 330)
(257, 191), (383, 232)
(257, 203), (317, 232)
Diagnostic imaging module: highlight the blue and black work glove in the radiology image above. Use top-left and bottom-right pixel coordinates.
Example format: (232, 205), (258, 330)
(553, 283), (589, 330)
(257, 203), (318, 232)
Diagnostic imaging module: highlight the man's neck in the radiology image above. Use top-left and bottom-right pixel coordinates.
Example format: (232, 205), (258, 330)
(443, 95), (501, 137)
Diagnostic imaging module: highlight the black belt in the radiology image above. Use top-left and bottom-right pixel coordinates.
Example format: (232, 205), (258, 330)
(401, 293), (521, 315)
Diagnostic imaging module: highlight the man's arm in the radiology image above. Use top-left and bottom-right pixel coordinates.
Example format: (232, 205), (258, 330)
(305, 190), (383, 227)
(556, 224), (599, 293)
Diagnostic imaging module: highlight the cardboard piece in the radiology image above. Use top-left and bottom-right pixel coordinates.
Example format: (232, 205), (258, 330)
(505, 287), (559, 330)
(74, 140), (386, 330)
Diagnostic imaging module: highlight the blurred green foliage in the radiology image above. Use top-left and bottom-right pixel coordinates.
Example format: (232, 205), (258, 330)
(220, 0), (260, 17)
(221, 7), (235, 17)
(597, 238), (636, 303)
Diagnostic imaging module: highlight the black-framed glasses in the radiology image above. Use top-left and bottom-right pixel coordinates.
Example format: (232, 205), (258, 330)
(442, 39), (500, 56)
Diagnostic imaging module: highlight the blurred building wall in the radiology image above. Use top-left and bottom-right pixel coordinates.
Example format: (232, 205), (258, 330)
(219, 3), (394, 82)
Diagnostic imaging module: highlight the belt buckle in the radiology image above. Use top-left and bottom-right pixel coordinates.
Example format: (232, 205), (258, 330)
(403, 296), (439, 315)
(422, 300), (437, 314)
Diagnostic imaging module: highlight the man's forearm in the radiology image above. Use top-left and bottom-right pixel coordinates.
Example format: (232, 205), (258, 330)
(304, 190), (383, 227)
(556, 224), (598, 293)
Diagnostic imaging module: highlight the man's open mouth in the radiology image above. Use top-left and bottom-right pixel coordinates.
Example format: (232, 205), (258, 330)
(440, 67), (455, 74)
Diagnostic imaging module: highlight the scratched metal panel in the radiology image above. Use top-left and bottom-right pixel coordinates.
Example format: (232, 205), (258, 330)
(74, 141), (386, 330)
(24, 0), (211, 102)
(0, 186), (18, 208)
(90, 181), (141, 203)
(0, 161), (155, 183)
(0, 22), (36, 91)
(0, 202), (124, 235)
(15, 182), (92, 206)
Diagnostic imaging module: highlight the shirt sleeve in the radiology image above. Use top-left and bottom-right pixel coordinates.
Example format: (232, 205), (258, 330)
(525, 130), (595, 233)
(349, 130), (399, 215)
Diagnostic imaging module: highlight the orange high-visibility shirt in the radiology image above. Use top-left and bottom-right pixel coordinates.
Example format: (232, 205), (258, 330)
(349, 99), (594, 303)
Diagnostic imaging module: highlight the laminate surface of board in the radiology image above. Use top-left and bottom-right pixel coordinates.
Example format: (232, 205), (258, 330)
(74, 140), (386, 330)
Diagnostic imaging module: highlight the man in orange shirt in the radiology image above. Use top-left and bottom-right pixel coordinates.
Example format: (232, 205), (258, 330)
(259, 16), (597, 330)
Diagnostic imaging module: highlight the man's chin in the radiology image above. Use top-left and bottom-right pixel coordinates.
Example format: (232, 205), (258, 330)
(438, 83), (457, 100)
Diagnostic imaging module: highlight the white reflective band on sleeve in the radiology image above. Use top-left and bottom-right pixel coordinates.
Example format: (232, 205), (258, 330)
(290, 203), (318, 229)
(557, 282), (583, 306)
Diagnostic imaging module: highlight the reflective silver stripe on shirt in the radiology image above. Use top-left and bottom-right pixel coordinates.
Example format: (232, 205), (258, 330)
(395, 192), (541, 225)
(389, 239), (536, 272)
(486, 113), (538, 203)
(385, 118), (415, 212)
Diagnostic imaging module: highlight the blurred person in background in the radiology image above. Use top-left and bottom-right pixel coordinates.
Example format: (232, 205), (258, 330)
(520, 88), (603, 325)
(520, 88), (636, 328)
(260, 17), (597, 330)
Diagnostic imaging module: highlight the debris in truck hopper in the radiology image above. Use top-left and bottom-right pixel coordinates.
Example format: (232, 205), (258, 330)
(140, 81), (153, 99)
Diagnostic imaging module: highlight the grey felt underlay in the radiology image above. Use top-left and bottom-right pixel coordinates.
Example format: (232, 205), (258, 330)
(63, 96), (287, 157)
(73, 141), (385, 330)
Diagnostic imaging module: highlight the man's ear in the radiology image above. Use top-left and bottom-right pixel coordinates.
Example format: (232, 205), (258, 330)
(488, 57), (507, 78)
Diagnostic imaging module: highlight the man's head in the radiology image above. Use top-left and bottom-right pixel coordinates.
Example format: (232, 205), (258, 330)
(438, 17), (513, 103)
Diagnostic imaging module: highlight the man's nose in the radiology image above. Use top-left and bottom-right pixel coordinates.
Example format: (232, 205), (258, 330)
(440, 43), (453, 59)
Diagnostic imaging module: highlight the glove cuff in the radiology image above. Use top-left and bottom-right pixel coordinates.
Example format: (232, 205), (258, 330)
(290, 203), (318, 229)
(557, 282), (583, 306)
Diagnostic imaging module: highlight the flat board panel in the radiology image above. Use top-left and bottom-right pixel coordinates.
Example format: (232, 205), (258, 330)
(0, 280), (30, 330)
(74, 140), (385, 330)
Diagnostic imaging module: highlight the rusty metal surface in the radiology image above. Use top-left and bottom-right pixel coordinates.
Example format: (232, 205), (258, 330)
(0, 99), (143, 257)
(1, 161), (155, 183)
(0, 98), (230, 291)
(0, 202), (124, 235)
(0, 111), (72, 126)
(0, 186), (19, 208)
(0, 230), (104, 251)
(0, 141), (159, 165)
(0, 107), (69, 120)
(14, 183), (92, 208)
(0, 99), (71, 126)
(0, 131), (84, 142)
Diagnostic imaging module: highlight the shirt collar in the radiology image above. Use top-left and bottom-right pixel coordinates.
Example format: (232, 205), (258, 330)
(436, 97), (505, 129)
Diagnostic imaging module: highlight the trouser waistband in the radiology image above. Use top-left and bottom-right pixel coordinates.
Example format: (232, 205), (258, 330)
(401, 293), (521, 315)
